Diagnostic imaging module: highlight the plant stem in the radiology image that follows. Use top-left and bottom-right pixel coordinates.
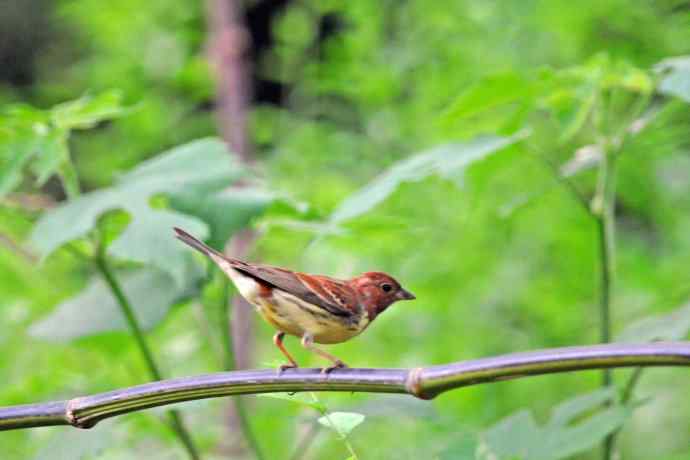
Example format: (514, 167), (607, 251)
(621, 367), (644, 404)
(94, 254), (200, 460)
(594, 144), (618, 460)
(310, 393), (359, 460)
(218, 272), (265, 460)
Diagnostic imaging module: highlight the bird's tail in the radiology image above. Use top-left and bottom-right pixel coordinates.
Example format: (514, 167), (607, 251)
(173, 227), (225, 259)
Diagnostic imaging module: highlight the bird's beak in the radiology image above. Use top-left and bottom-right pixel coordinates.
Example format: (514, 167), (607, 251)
(396, 289), (416, 301)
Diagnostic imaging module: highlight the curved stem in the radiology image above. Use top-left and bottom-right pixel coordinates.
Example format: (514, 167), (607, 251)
(2, 342), (689, 431)
(95, 255), (200, 460)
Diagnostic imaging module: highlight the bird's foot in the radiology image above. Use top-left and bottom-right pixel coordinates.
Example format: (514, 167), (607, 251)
(277, 363), (298, 375)
(321, 360), (348, 374)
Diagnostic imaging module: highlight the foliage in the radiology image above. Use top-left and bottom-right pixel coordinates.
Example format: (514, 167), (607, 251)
(0, 91), (127, 198)
(478, 389), (632, 460)
(1, 1), (690, 459)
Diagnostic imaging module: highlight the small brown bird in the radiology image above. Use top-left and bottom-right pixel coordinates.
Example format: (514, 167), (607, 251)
(174, 227), (415, 372)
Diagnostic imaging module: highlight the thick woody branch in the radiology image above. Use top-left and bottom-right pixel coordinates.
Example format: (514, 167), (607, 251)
(2, 342), (689, 431)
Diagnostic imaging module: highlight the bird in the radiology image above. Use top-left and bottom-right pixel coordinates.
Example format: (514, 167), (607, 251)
(173, 227), (415, 373)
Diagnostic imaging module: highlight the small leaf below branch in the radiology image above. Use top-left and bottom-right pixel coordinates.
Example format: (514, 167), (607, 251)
(318, 412), (366, 437)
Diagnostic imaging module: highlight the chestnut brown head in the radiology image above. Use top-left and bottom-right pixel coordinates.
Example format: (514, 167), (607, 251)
(349, 271), (415, 319)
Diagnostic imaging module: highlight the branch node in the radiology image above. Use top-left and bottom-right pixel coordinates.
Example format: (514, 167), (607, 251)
(405, 367), (431, 400)
(66, 397), (93, 429)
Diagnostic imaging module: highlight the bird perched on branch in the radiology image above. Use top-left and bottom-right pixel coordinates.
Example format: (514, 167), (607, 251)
(174, 227), (415, 373)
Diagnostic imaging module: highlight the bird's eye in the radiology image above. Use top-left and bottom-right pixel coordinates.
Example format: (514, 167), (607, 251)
(381, 283), (393, 293)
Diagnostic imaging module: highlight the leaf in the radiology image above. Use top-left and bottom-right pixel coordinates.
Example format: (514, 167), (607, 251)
(480, 389), (632, 460)
(108, 207), (207, 288)
(616, 301), (690, 343)
(34, 424), (112, 460)
(31, 138), (241, 286)
(170, 187), (296, 249)
(0, 92), (128, 197)
(437, 435), (479, 460)
(441, 72), (537, 122)
(50, 90), (129, 130)
(29, 128), (69, 186)
(655, 56), (690, 103)
(317, 412), (366, 437)
(330, 133), (526, 224)
(482, 410), (540, 460)
(0, 106), (49, 196)
(29, 266), (200, 340)
(542, 405), (630, 460)
(549, 387), (617, 427)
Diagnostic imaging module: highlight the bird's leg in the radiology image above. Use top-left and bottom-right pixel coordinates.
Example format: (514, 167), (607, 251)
(273, 331), (298, 373)
(300, 333), (348, 373)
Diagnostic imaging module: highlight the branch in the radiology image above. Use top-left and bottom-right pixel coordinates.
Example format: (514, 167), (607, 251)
(2, 342), (689, 432)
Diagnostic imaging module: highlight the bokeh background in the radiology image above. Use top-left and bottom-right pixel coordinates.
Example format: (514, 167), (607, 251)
(1, 1), (690, 459)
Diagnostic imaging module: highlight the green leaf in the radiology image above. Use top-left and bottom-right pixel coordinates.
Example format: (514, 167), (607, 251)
(108, 207), (207, 287)
(616, 301), (690, 343)
(437, 435), (479, 460)
(170, 187), (292, 249)
(29, 128), (69, 186)
(542, 405), (630, 460)
(29, 266), (200, 340)
(31, 138), (241, 286)
(482, 410), (540, 460)
(34, 423), (112, 460)
(0, 106), (49, 196)
(548, 387), (617, 427)
(0, 92), (128, 198)
(317, 412), (366, 437)
(50, 90), (128, 130)
(441, 72), (537, 122)
(655, 56), (690, 103)
(330, 133), (526, 224)
(480, 389), (632, 460)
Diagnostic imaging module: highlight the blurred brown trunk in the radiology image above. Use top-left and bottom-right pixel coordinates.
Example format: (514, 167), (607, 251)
(205, 0), (258, 457)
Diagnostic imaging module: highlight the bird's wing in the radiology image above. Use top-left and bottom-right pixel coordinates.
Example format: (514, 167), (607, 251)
(231, 264), (358, 318)
(174, 226), (357, 317)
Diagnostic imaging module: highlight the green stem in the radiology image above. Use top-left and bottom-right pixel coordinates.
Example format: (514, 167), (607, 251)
(218, 273), (265, 460)
(310, 393), (359, 460)
(621, 367), (644, 404)
(95, 254), (200, 460)
(595, 145), (618, 460)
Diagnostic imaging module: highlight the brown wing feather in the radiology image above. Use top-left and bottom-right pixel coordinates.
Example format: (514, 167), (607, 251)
(232, 265), (356, 317)
(174, 227), (356, 317)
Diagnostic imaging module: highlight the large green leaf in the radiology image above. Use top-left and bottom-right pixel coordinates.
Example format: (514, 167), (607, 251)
(329, 133), (526, 225)
(655, 56), (690, 103)
(31, 138), (241, 286)
(479, 388), (631, 460)
(169, 187), (301, 250)
(29, 265), (200, 341)
(616, 301), (690, 343)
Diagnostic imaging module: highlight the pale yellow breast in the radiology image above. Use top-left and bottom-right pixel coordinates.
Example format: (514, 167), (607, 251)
(260, 290), (369, 344)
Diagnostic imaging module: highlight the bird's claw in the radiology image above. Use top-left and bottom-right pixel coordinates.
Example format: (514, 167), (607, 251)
(277, 363), (298, 375)
(321, 360), (348, 374)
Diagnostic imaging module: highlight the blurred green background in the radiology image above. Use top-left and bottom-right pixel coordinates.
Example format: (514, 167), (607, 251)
(1, 0), (690, 459)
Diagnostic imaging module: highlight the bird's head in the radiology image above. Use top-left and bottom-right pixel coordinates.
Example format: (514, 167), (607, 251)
(349, 271), (415, 319)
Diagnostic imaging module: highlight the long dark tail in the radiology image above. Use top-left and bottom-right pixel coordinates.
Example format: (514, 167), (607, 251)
(173, 227), (224, 259)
